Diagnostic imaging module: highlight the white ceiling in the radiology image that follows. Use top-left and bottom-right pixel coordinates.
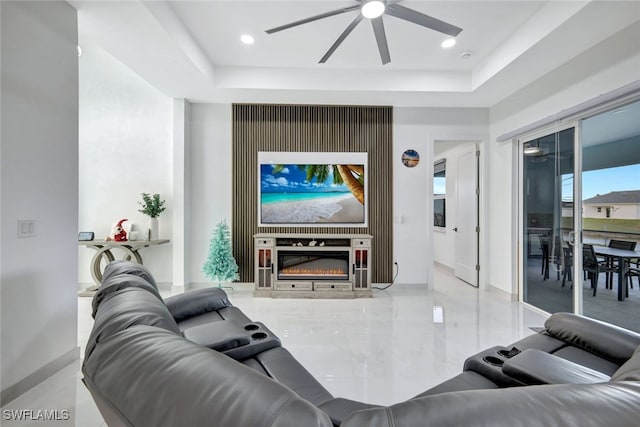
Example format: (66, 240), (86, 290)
(582, 99), (640, 147)
(70, 0), (640, 107)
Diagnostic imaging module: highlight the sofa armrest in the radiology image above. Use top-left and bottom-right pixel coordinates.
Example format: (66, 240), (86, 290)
(182, 320), (250, 351)
(182, 320), (282, 360)
(164, 287), (232, 322)
(341, 382), (640, 427)
(502, 349), (610, 385)
(545, 313), (640, 364)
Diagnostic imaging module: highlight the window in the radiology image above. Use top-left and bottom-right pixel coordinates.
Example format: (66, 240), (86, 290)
(434, 159), (446, 227)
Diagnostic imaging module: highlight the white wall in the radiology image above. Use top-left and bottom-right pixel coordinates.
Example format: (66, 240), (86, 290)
(74, 12), (639, 299)
(173, 99), (191, 287)
(1, 1), (79, 398)
(78, 41), (173, 284)
(186, 106), (488, 286)
(488, 48), (640, 294)
(393, 109), (489, 285)
(189, 104), (233, 284)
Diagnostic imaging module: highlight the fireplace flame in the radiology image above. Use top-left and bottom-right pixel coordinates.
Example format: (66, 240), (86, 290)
(280, 267), (347, 276)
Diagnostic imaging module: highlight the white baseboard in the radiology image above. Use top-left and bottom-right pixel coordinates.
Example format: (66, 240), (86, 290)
(1, 347), (80, 406)
(183, 282), (255, 292)
(487, 284), (518, 301)
(434, 261), (454, 273)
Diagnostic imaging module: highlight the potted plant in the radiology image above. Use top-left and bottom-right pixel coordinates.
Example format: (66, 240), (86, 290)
(138, 193), (166, 240)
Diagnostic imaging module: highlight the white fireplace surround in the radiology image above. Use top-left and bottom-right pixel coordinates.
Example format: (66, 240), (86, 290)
(254, 233), (372, 298)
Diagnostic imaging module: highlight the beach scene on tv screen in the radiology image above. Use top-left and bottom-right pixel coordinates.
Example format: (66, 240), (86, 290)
(260, 164), (365, 224)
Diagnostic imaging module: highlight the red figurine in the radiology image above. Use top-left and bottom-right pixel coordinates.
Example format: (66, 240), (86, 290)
(113, 218), (128, 242)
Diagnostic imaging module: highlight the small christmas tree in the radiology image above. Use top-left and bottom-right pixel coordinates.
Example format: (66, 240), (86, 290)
(202, 220), (239, 288)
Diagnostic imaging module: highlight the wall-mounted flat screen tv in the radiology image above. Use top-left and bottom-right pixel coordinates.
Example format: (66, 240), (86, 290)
(258, 152), (368, 227)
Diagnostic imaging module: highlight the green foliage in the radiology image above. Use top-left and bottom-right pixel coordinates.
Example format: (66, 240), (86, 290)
(202, 220), (240, 285)
(138, 193), (166, 218)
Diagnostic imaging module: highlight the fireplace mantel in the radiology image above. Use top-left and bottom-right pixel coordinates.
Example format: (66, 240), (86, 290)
(254, 233), (372, 298)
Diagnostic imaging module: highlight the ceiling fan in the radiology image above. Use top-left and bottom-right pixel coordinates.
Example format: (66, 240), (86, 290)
(265, 0), (462, 65)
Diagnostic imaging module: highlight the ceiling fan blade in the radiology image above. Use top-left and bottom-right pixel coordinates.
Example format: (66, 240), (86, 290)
(371, 17), (390, 65)
(266, 4), (361, 34)
(319, 14), (363, 64)
(386, 4), (462, 37)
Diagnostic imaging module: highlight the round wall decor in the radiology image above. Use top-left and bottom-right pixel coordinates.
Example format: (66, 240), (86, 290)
(401, 149), (420, 168)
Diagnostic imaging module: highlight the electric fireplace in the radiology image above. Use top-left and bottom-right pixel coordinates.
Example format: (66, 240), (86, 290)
(277, 250), (350, 281)
(254, 233), (372, 298)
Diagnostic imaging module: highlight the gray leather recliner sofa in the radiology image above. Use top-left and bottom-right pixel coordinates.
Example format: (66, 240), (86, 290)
(83, 261), (640, 426)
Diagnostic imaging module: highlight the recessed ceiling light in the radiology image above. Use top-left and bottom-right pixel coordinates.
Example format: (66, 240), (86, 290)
(362, 0), (385, 19)
(441, 38), (456, 49)
(240, 34), (255, 45)
(612, 108), (627, 114)
(77, 45), (82, 57)
(460, 51), (472, 60)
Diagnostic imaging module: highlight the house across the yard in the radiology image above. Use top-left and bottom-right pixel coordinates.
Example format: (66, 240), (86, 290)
(583, 190), (640, 219)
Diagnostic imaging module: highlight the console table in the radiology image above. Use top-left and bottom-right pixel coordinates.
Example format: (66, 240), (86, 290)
(254, 233), (372, 298)
(78, 239), (170, 293)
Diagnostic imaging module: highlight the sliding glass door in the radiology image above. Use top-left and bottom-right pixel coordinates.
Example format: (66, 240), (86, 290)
(522, 128), (575, 314)
(580, 100), (640, 331)
(520, 99), (640, 333)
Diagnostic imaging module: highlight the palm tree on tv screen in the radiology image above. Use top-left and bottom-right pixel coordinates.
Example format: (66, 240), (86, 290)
(272, 164), (364, 205)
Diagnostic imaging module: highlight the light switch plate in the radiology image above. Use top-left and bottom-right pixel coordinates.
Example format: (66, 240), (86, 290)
(17, 219), (36, 238)
(433, 306), (444, 323)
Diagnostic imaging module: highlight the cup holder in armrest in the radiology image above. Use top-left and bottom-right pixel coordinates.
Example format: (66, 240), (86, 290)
(497, 347), (522, 359)
(251, 332), (268, 340)
(483, 356), (504, 366)
(463, 346), (525, 387)
(223, 322), (281, 361)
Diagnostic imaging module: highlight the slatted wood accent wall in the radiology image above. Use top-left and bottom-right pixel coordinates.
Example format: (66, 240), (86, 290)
(232, 104), (393, 283)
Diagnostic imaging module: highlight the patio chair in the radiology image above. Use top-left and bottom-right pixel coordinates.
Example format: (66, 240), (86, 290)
(541, 237), (562, 281)
(626, 258), (640, 291)
(583, 244), (618, 297)
(561, 245), (573, 288)
(604, 240), (637, 289)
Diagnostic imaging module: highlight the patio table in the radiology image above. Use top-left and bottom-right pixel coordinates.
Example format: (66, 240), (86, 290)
(593, 246), (639, 301)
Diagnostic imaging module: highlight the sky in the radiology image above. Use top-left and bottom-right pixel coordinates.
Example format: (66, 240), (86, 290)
(261, 164), (350, 193)
(562, 163), (640, 201)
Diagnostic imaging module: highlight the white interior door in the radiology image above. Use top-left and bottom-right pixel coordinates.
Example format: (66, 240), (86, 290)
(454, 145), (479, 286)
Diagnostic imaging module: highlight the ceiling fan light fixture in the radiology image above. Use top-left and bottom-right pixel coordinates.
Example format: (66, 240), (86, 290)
(362, 0), (385, 19)
(441, 38), (456, 49)
(523, 143), (542, 155)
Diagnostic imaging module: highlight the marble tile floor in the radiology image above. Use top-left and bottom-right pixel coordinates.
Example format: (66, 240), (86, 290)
(1, 266), (548, 426)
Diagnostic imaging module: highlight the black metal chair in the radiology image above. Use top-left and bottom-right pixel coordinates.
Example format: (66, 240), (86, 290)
(541, 237), (562, 281)
(561, 246), (573, 288)
(539, 239), (549, 278)
(583, 244), (618, 297)
(626, 257), (640, 291)
(604, 240), (637, 289)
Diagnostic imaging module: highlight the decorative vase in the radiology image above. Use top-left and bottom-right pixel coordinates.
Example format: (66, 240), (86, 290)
(148, 218), (159, 241)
